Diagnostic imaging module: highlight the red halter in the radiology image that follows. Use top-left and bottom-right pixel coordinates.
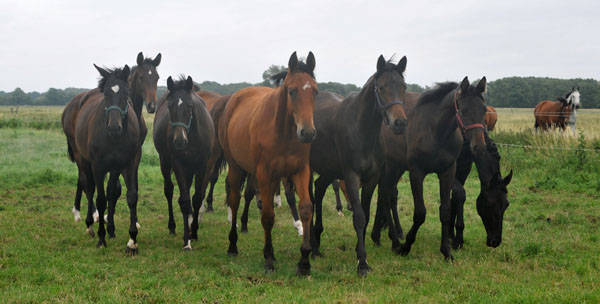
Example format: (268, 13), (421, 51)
(454, 91), (485, 133)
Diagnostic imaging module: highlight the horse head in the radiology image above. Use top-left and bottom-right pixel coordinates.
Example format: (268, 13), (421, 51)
(567, 87), (581, 110)
(274, 51), (318, 143)
(373, 55), (408, 135)
(166, 75), (195, 150)
(94, 64), (131, 138)
(130, 52), (161, 113)
(455, 77), (488, 156)
(477, 169), (512, 247)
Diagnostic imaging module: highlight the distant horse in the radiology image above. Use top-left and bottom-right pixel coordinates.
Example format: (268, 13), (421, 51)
(219, 52), (317, 275)
(449, 131), (512, 249)
(73, 65), (141, 253)
(484, 105), (497, 131)
(534, 89), (576, 131)
(375, 78), (488, 260)
(63, 52), (161, 232)
(153, 76), (214, 249)
(309, 55), (408, 276)
(565, 87), (581, 136)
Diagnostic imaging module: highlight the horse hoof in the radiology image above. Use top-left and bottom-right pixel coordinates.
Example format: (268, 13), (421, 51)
(169, 230), (176, 236)
(183, 241), (192, 251)
(85, 227), (95, 238)
(126, 247), (138, 256)
(337, 211), (344, 217)
(241, 228), (248, 234)
(357, 264), (371, 277)
(399, 244), (410, 256)
(227, 247), (238, 257)
(97, 240), (107, 248)
(108, 232), (116, 239)
(371, 235), (381, 247)
(264, 263), (275, 273)
(296, 263), (311, 276)
(445, 254), (455, 261)
(311, 249), (322, 258)
(206, 205), (214, 213)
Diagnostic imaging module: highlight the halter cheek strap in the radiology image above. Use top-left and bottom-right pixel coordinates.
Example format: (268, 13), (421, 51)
(373, 78), (405, 124)
(454, 91), (485, 133)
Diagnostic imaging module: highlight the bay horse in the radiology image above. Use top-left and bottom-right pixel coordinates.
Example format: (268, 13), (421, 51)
(450, 130), (512, 249)
(220, 51), (317, 275)
(397, 77), (488, 260)
(484, 105), (497, 131)
(73, 65), (141, 253)
(63, 52), (161, 233)
(309, 55), (408, 276)
(153, 76), (214, 249)
(534, 89), (575, 131)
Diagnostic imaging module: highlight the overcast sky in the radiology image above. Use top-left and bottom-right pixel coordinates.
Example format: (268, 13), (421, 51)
(1, 0), (598, 92)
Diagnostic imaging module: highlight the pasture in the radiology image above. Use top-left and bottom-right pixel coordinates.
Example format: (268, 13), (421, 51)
(0, 106), (599, 302)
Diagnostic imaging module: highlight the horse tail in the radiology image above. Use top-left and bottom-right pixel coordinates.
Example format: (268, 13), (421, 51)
(67, 141), (75, 162)
(534, 119), (539, 130)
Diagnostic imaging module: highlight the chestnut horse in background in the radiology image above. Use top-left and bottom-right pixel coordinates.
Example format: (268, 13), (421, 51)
(484, 105), (497, 131)
(219, 52), (317, 275)
(534, 95), (573, 131)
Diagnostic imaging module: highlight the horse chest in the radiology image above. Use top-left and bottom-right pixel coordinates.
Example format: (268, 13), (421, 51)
(266, 154), (304, 177)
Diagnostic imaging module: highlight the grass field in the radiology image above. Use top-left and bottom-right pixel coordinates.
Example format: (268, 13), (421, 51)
(0, 106), (599, 303)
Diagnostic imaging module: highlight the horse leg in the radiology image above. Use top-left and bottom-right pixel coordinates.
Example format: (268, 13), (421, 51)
(159, 155), (176, 235)
(311, 175), (332, 257)
(343, 171), (370, 276)
(122, 163), (140, 255)
(205, 164), (220, 213)
(226, 163), (244, 256)
(290, 165), (313, 276)
(72, 167), (85, 222)
(191, 161), (209, 241)
(92, 165), (109, 248)
(81, 161), (96, 237)
(173, 162), (193, 250)
(437, 164), (456, 260)
(391, 183), (404, 239)
(106, 176), (121, 238)
(240, 173), (255, 233)
(450, 181), (466, 249)
(255, 165), (278, 272)
(274, 183), (282, 208)
(340, 180), (352, 211)
(399, 167), (427, 256)
(284, 179), (302, 236)
(331, 180), (343, 216)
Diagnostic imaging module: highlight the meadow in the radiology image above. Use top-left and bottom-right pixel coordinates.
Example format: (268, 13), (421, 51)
(0, 106), (599, 303)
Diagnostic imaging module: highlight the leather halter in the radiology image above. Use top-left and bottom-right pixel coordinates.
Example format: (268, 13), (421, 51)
(171, 114), (193, 132)
(373, 78), (404, 124)
(454, 91), (485, 133)
(105, 100), (130, 119)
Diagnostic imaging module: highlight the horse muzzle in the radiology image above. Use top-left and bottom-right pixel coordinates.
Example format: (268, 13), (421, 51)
(297, 127), (316, 143)
(486, 236), (502, 248)
(146, 101), (156, 114)
(107, 125), (122, 138)
(173, 137), (188, 150)
(391, 118), (407, 135)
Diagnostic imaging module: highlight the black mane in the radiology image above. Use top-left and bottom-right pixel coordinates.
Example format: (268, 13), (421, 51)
(270, 59), (315, 86)
(419, 82), (458, 105)
(97, 67), (125, 92)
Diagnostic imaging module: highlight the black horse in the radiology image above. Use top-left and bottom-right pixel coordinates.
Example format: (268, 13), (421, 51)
(153, 76), (214, 249)
(73, 65), (141, 253)
(308, 55), (408, 276)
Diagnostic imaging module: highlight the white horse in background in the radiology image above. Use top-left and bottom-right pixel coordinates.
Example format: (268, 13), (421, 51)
(566, 87), (581, 136)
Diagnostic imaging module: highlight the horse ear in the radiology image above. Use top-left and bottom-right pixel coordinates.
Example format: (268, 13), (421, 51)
(476, 76), (487, 93)
(137, 52), (144, 66)
(577, 86), (580, 91)
(167, 76), (175, 91)
(185, 76), (194, 91)
(121, 65), (130, 81)
(396, 56), (407, 74)
(288, 51), (298, 72)
(459, 76), (470, 92)
(153, 53), (162, 66)
(503, 169), (513, 186)
(376, 55), (386, 73)
(93, 64), (110, 79)
(306, 51), (316, 73)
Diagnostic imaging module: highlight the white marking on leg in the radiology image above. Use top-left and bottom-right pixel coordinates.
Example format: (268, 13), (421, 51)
(274, 194), (282, 208)
(338, 211), (344, 217)
(294, 220), (303, 236)
(227, 206), (233, 223)
(199, 202), (206, 223)
(302, 81), (311, 91)
(178, 98), (183, 107)
(136, 222), (141, 229)
(85, 227), (92, 236)
(72, 207), (81, 222)
(183, 240), (192, 250)
(93, 210), (99, 223)
(188, 214), (193, 230)
(127, 238), (138, 249)
(111, 85), (119, 93)
(104, 214), (108, 222)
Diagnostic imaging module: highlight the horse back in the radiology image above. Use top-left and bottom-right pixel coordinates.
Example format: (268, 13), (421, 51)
(196, 90), (223, 111)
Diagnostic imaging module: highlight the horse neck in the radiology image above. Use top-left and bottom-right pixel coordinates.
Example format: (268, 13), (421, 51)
(129, 75), (144, 119)
(273, 86), (296, 140)
(351, 80), (384, 143)
(431, 91), (460, 141)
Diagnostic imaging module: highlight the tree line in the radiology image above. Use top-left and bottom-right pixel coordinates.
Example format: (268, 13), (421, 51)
(1, 76), (598, 108)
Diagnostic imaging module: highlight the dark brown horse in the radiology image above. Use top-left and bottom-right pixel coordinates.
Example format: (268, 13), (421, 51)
(63, 52), (161, 233)
(484, 105), (497, 131)
(73, 65), (141, 253)
(397, 78), (488, 260)
(219, 52), (317, 275)
(154, 76), (214, 249)
(534, 96), (573, 131)
(308, 55), (408, 276)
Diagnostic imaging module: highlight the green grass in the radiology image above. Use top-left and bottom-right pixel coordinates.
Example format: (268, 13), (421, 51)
(0, 107), (599, 303)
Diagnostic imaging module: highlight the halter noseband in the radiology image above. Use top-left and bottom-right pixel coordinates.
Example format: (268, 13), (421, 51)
(373, 78), (405, 118)
(454, 91), (485, 134)
(105, 101), (130, 119)
(170, 114), (193, 132)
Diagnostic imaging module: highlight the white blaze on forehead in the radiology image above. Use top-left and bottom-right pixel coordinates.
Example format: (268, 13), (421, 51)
(111, 85), (119, 93)
(302, 81), (311, 91)
(178, 98), (183, 106)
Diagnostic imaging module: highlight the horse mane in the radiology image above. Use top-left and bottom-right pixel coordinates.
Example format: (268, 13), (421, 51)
(270, 59), (316, 86)
(97, 67), (126, 92)
(418, 82), (458, 105)
(557, 97), (568, 105)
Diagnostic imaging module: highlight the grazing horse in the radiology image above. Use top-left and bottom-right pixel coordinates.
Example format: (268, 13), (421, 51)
(63, 52), (161, 230)
(534, 90), (575, 131)
(397, 77), (488, 260)
(154, 76), (214, 249)
(74, 65), (140, 253)
(484, 105), (497, 131)
(309, 55), (408, 276)
(450, 131), (512, 249)
(220, 52), (317, 275)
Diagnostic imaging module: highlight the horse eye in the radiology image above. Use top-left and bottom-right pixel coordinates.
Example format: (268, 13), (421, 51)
(289, 89), (298, 98)
(314, 90), (319, 96)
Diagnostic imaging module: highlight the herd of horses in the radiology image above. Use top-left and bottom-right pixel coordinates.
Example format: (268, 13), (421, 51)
(59, 51), (573, 276)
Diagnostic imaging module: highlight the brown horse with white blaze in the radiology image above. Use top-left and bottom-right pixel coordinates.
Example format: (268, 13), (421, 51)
(220, 51), (317, 275)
